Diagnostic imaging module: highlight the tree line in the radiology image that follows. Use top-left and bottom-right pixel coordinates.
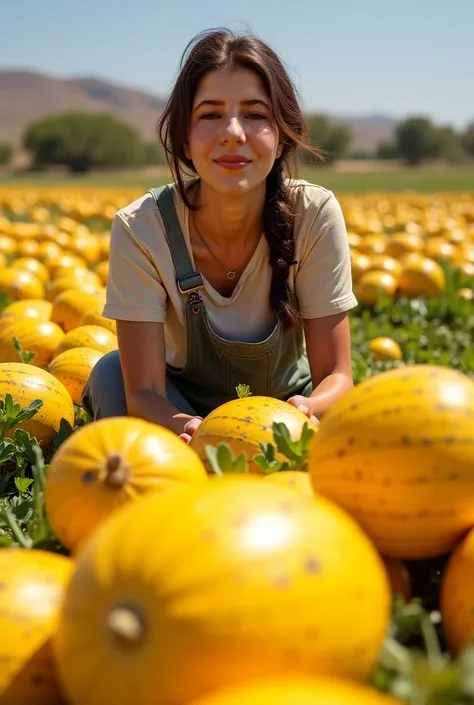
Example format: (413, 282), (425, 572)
(0, 110), (473, 172)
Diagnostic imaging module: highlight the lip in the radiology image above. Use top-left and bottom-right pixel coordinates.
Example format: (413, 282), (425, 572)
(214, 156), (251, 170)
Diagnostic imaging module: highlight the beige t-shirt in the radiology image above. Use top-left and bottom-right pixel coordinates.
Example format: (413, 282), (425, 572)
(103, 178), (358, 368)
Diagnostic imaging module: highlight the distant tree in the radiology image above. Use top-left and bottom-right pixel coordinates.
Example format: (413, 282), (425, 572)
(461, 121), (474, 157)
(433, 125), (465, 162)
(376, 140), (401, 160)
(348, 149), (372, 160)
(394, 116), (439, 165)
(140, 141), (168, 166)
(301, 114), (352, 165)
(0, 142), (13, 166)
(23, 112), (144, 172)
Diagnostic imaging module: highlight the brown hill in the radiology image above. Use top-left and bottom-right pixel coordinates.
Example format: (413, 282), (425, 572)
(0, 69), (397, 157)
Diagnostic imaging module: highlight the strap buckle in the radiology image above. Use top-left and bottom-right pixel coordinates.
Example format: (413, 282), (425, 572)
(177, 273), (204, 295)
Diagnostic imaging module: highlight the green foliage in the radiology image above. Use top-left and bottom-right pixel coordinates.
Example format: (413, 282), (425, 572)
(0, 440), (59, 550)
(395, 116), (440, 165)
(254, 422), (314, 473)
(235, 383), (252, 398)
(0, 142), (13, 166)
(394, 117), (470, 166)
(371, 593), (474, 705)
(461, 122), (474, 158)
(12, 336), (35, 364)
(23, 111), (146, 173)
(0, 397), (55, 549)
(377, 140), (401, 160)
(205, 443), (248, 475)
(2, 164), (473, 193)
(302, 114), (352, 164)
(0, 395), (88, 552)
(434, 125), (467, 163)
(0, 394), (43, 442)
(52, 417), (75, 451)
(140, 141), (168, 166)
(206, 421), (315, 476)
(351, 264), (474, 382)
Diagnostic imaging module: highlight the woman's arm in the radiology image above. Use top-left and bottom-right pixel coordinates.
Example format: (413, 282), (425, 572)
(287, 190), (357, 420)
(287, 311), (353, 419)
(116, 320), (195, 436)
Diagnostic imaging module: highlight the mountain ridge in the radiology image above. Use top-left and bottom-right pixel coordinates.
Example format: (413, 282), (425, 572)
(0, 68), (397, 153)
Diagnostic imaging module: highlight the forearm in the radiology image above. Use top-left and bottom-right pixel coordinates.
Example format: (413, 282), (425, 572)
(307, 372), (353, 418)
(127, 389), (194, 435)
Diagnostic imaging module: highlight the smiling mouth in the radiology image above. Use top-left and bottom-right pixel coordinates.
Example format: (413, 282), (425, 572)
(214, 159), (251, 170)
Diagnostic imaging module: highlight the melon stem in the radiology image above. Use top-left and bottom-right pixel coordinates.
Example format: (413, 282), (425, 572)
(104, 453), (129, 488)
(107, 605), (145, 650)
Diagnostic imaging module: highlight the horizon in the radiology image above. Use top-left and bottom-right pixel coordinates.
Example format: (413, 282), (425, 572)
(0, 65), (403, 125)
(2, 0), (473, 129)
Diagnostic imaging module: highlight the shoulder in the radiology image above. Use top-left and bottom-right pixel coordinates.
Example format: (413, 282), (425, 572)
(286, 178), (338, 213)
(109, 182), (187, 262)
(286, 178), (345, 243)
(115, 181), (179, 224)
(111, 181), (189, 248)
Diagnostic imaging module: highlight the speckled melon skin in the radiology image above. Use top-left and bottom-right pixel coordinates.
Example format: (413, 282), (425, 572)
(190, 396), (319, 474)
(308, 364), (474, 559)
(54, 477), (390, 705)
(0, 362), (75, 445)
(0, 549), (74, 705)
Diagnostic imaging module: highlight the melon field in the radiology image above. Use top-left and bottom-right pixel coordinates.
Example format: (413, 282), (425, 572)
(0, 178), (473, 705)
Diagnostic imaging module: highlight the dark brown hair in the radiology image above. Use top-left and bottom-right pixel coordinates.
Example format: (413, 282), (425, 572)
(157, 27), (322, 330)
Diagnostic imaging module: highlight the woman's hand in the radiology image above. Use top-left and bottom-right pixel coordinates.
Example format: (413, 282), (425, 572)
(286, 395), (319, 425)
(179, 416), (204, 444)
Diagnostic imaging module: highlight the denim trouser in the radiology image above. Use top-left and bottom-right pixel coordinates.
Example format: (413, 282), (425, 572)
(82, 349), (197, 420)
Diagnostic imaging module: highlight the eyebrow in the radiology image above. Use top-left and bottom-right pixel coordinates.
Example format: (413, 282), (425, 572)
(193, 99), (271, 111)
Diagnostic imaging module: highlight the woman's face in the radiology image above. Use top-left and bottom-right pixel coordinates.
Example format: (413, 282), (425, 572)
(185, 67), (282, 196)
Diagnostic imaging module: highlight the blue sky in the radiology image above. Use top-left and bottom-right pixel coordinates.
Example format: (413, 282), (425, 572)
(2, 0), (473, 128)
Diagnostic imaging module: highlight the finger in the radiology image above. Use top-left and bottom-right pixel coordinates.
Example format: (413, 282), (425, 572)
(184, 418), (203, 435)
(286, 396), (310, 417)
(179, 432), (192, 443)
(297, 402), (310, 416)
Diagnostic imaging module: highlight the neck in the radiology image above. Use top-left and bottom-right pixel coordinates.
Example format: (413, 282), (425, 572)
(189, 179), (265, 246)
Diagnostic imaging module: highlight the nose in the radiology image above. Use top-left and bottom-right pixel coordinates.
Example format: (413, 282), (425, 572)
(220, 116), (246, 144)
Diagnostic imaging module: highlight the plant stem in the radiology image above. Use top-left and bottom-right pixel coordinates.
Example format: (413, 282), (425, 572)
(380, 636), (413, 674)
(1, 506), (32, 548)
(420, 612), (445, 672)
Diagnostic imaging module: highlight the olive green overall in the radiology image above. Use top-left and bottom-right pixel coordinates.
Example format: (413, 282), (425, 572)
(82, 185), (313, 420)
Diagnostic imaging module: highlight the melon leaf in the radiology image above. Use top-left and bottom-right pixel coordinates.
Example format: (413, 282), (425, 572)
(235, 383), (252, 398)
(53, 417), (74, 451)
(271, 421), (315, 470)
(0, 440), (16, 463)
(14, 477), (33, 495)
(0, 394), (43, 441)
(13, 335), (36, 364)
(205, 443), (248, 475)
(253, 442), (287, 474)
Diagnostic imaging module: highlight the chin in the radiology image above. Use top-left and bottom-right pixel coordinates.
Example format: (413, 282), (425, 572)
(216, 179), (254, 195)
(205, 173), (266, 197)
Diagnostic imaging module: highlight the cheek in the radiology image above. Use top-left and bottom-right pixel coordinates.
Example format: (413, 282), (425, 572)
(252, 125), (279, 156)
(188, 123), (215, 155)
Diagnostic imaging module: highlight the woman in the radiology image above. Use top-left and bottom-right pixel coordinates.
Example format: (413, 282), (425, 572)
(82, 27), (357, 443)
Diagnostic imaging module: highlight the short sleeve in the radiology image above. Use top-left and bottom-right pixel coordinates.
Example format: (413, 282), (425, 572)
(102, 213), (167, 322)
(295, 192), (358, 318)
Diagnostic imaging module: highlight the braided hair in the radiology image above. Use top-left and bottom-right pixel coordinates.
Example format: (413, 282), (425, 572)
(263, 161), (300, 331)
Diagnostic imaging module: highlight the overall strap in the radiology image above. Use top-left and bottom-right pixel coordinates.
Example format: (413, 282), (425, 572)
(148, 185), (204, 304)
